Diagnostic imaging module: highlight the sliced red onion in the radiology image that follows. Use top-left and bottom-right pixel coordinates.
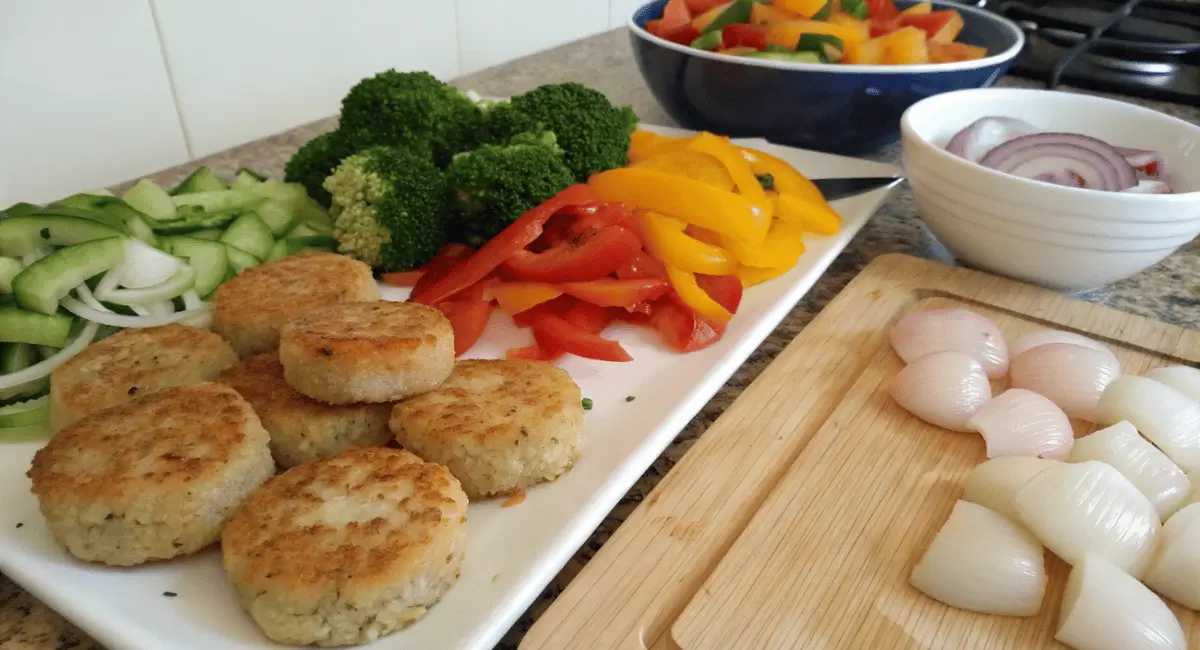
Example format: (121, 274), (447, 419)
(946, 117), (1040, 163)
(1115, 147), (1166, 181)
(977, 132), (1139, 192)
(1123, 180), (1173, 194)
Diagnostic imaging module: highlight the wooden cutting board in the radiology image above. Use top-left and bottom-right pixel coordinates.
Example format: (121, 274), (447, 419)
(519, 253), (1200, 650)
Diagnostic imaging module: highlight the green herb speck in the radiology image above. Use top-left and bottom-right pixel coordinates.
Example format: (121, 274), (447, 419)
(581, 398), (593, 410)
(625, 396), (636, 402)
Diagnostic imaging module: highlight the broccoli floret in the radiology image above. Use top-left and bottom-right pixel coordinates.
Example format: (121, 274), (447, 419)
(446, 131), (575, 247)
(338, 70), (485, 166)
(283, 131), (359, 208)
(324, 146), (449, 271)
(484, 83), (638, 182)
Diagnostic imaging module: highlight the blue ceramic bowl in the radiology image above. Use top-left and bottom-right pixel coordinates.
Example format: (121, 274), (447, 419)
(629, 0), (1024, 154)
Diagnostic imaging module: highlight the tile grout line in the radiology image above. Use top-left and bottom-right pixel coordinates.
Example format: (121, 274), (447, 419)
(146, 0), (195, 160)
(452, 0), (466, 78)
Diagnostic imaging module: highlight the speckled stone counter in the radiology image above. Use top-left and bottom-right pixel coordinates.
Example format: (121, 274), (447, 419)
(2, 28), (1198, 650)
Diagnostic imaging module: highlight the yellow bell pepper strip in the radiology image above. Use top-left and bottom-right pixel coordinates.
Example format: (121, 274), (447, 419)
(721, 218), (807, 269)
(685, 224), (725, 247)
(629, 130), (696, 163)
(639, 210), (738, 275)
(765, 20), (867, 49)
(734, 263), (791, 287)
(750, 2), (801, 24)
(632, 150), (734, 190)
(882, 26), (930, 64)
(589, 168), (769, 244)
(665, 265), (733, 327)
(685, 133), (773, 219)
(737, 146), (826, 204)
(487, 282), (563, 315)
(779, 0), (830, 18)
(770, 191), (842, 235)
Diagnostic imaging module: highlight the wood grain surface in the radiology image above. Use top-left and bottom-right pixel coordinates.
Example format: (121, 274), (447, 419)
(521, 253), (1200, 650)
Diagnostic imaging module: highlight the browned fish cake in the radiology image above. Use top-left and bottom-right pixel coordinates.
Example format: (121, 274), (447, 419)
(28, 382), (275, 566)
(221, 447), (467, 646)
(390, 359), (585, 498)
(49, 323), (237, 430)
(211, 251), (380, 357)
(278, 301), (453, 404)
(218, 352), (392, 468)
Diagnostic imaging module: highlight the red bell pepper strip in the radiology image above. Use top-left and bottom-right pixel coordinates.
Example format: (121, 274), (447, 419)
(502, 225), (642, 283)
(414, 184), (599, 305)
(511, 295), (576, 329)
(507, 300), (619, 361)
(559, 278), (671, 309)
(409, 243), (474, 299)
(648, 293), (724, 353)
(696, 273), (744, 314)
(527, 309), (633, 362)
(661, 0), (692, 34)
(722, 24), (768, 50)
(436, 281), (494, 357)
(867, 0), (900, 19)
(380, 270), (423, 288)
(615, 250), (668, 280)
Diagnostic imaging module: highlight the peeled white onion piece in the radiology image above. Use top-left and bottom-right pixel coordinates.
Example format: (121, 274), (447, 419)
(1096, 376), (1200, 474)
(890, 309), (1009, 378)
(1057, 551), (1185, 650)
(1070, 421), (1192, 520)
(1013, 460), (1160, 577)
(890, 350), (991, 431)
(1009, 329), (1117, 359)
(910, 500), (1046, 617)
(962, 456), (1059, 523)
(1009, 343), (1122, 422)
(967, 388), (1074, 460)
(1145, 365), (1200, 402)
(1144, 503), (1200, 610)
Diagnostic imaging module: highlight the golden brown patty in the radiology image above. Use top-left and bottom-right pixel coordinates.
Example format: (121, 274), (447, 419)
(278, 301), (454, 404)
(28, 382), (275, 566)
(390, 359), (585, 498)
(221, 447), (468, 646)
(218, 352), (392, 468)
(211, 251), (380, 357)
(49, 323), (237, 430)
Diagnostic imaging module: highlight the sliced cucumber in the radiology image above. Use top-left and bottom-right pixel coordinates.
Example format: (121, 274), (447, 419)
(253, 202), (297, 237)
(86, 188), (115, 196)
(13, 237), (127, 315)
(171, 186), (267, 216)
(0, 307), (74, 346)
(237, 167), (267, 182)
(32, 205), (129, 232)
(0, 258), (21, 292)
(232, 170), (262, 190)
(121, 179), (176, 221)
(170, 167), (227, 195)
(0, 343), (35, 374)
(124, 214), (160, 247)
(296, 196), (334, 230)
(188, 228), (224, 241)
(267, 235), (337, 261)
(149, 210), (239, 235)
(224, 244), (260, 275)
(219, 213), (274, 260)
(2, 203), (41, 219)
(284, 222), (330, 239)
(51, 195), (159, 245)
(166, 236), (228, 297)
(0, 215), (128, 257)
(0, 395), (50, 428)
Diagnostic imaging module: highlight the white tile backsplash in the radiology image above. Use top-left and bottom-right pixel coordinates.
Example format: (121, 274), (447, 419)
(611, 0), (643, 28)
(456, 0), (610, 75)
(0, 0), (189, 206)
(151, 0), (461, 157)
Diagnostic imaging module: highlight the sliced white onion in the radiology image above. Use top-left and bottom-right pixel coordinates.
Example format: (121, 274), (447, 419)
(0, 321), (99, 391)
(962, 456), (1060, 523)
(890, 350), (991, 432)
(1096, 376), (1200, 474)
(890, 309), (1009, 378)
(112, 238), (186, 288)
(21, 249), (47, 267)
(967, 389), (1074, 460)
(1145, 365), (1200, 402)
(910, 500), (1046, 617)
(1057, 551), (1185, 650)
(60, 295), (211, 329)
(94, 265), (195, 306)
(1009, 343), (1121, 423)
(1070, 421), (1192, 520)
(1009, 329), (1117, 359)
(181, 290), (203, 311)
(1013, 460), (1160, 577)
(1124, 180), (1173, 194)
(73, 282), (108, 312)
(144, 300), (176, 318)
(1144, 503), (1200, 610)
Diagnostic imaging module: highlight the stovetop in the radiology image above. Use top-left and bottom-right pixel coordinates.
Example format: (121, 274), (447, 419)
(986, 0), (1200, 105)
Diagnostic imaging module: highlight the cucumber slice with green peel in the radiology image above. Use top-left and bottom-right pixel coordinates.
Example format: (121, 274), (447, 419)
(237, 167), (267, 182)
(224, 245), (260, 275)
(165, 236), (228, 297)
(124, 214), (159, 247)
(267, 235), (337, 261)
(219, 213), (274, 260)
(13, 237), (127, 315)
(170, 167), (227, 195)
(31, 204), (129, 232)
(0, 307), (74, 346)
(232, 170), (262, 190)
(2, 203), (41, 219)
(284, 222), (329, 239)
(0, 258), (21, 292)
(296, 196), (334, 230)
(85, 188), (115, 196)
(0, 395), (50, 428)
(1, 343), (35, 374)
(0, 216), (128, 257)
(188, 228), (224, 241)
(121, 179), (176, 221)
(53, 193), (142, 222)
(171, 186), (267, 216)
(0, 376), (49, 404)
(253, 202), (297, 237)
(148, 210), (239, 235)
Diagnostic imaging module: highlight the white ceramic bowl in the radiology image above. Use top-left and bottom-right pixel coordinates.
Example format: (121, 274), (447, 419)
(900, 88), (1200, 290)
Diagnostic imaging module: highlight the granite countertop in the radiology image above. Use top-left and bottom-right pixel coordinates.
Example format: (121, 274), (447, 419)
(3, 27), (1198, 650)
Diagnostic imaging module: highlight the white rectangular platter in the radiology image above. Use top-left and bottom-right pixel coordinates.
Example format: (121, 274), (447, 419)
(0, 125), (900, 650)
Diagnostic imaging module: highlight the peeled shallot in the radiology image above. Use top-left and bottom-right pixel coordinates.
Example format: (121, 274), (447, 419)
(967, 388), (1074, 460)
(890, 309), (1009, 378)
(890, 350), (991, 431)
(1009, 329), (1117, 359)
(1010, 343), (1122, 422)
